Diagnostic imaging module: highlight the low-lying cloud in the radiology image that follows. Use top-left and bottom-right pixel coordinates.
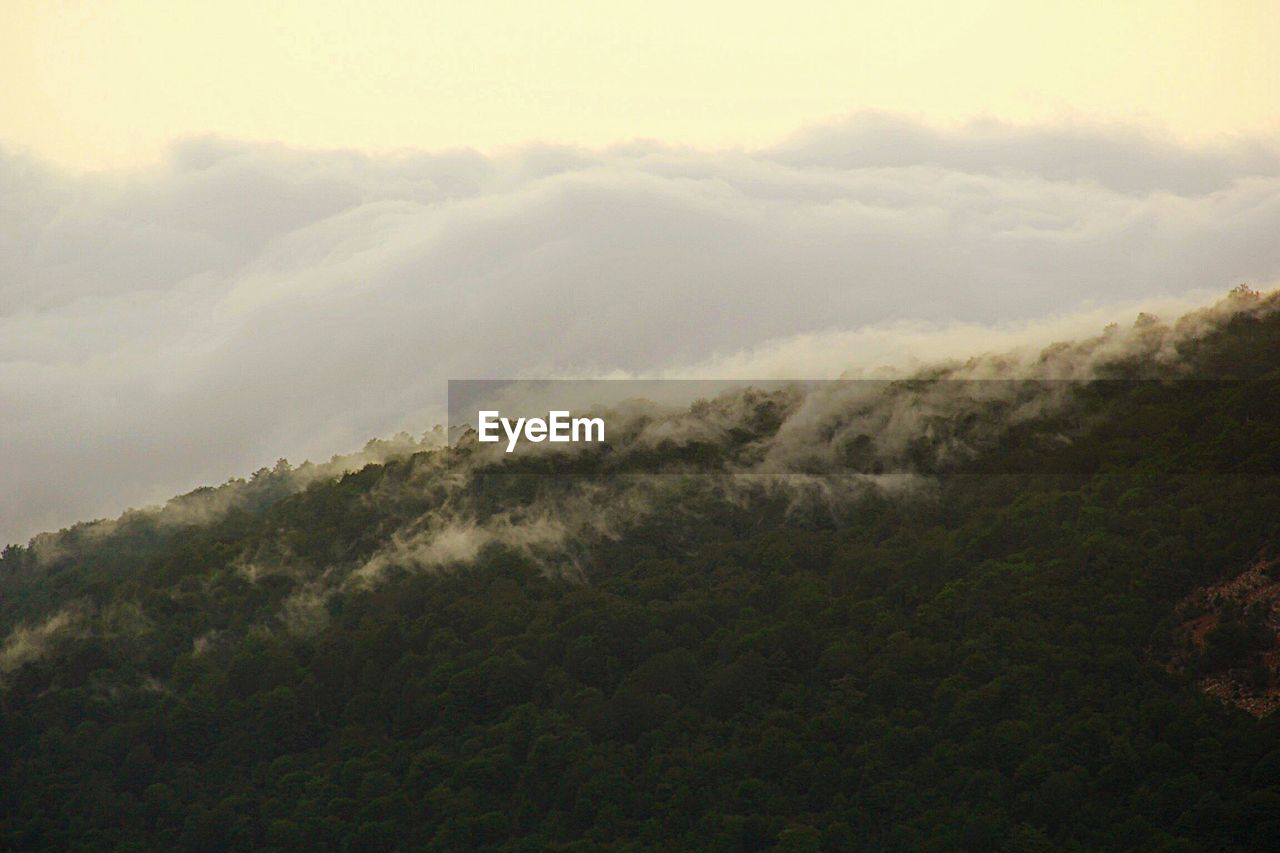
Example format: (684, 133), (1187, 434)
(4, 114), (1280, 545)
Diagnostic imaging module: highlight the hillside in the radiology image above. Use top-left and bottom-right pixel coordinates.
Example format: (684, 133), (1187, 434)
(3, 288), (1280, 850)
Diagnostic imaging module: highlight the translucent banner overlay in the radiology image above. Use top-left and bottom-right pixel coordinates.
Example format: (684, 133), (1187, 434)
(446, 379), (1280, 476)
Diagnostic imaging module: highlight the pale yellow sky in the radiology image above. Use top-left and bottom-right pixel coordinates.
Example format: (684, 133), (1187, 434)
(2, 0), (1278, 171)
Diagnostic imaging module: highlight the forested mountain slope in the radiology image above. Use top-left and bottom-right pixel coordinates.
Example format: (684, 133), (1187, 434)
(3, 289), (1280, 850)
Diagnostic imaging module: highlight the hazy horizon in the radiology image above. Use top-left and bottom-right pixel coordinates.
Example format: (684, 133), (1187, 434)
(4, 2), (1280, 545)
(5, 115), (1280, 545)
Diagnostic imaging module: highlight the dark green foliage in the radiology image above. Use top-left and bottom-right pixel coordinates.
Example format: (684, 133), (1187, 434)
(4, 308), (1280, 849)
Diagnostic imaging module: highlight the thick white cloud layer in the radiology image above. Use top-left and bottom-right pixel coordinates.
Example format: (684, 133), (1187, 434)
(4, 114), (1280, 545)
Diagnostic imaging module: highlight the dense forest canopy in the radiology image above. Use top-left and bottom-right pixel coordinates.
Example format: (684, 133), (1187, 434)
(3, 288), (1280, 850)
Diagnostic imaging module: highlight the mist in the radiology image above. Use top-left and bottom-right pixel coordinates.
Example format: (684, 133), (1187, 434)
(4, 114), (1280, 546)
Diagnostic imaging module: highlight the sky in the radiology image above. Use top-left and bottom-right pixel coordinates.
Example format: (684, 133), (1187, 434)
(3, 1), (1280, 545)
(3, 1), (1279, 171)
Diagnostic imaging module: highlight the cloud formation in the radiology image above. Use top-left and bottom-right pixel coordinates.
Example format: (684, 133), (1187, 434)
(4, 114), (1280, 545)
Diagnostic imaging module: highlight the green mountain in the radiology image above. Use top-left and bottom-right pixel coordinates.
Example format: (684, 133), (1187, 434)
(4, 288), (1280, 851)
